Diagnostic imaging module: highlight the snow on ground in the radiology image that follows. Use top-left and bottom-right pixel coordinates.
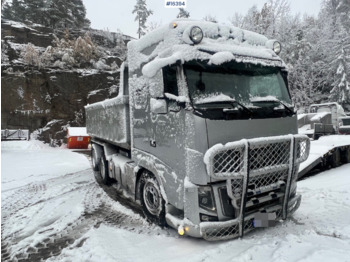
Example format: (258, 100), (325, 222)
(1, 140), (350, 262)
(1, 140), (90, 192)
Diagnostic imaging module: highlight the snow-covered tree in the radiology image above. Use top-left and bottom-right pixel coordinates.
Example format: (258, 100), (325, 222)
(331, 48), (350, 105)
(177, 8), (190, 18)
(26, 0), (46, 25)
(1, 0), (90, 29)
(2, 0), (27, 21)
(21, 43), (40, 67)
(203, 14), (217, 23)
(73, 33), (97, 65)
(132, 0), (153, 38)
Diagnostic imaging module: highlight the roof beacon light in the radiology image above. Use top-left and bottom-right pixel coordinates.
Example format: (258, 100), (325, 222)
(189, 26), (203, 44)
(273, 41), (281, 55)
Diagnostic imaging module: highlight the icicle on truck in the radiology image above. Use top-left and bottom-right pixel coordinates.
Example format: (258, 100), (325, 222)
(85, 20), (310, 241)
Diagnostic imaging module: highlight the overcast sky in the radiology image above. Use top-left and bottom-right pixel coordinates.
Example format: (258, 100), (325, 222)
(82, 0), (324, 38)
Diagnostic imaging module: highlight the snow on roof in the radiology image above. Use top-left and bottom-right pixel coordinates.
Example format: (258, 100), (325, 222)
(128, 19), (284, 77)
(310, 112), (331, 122)
(67, 127), (88, 137)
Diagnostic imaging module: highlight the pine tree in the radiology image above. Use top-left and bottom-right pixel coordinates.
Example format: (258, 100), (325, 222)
(177, 8), (190, 18)
(71, 0), (90, 28)
(26, 0), (46, 25)
(132, 0), (153, 38)
(2, 0), (27, 22)
(331, 48), (350, 105)
(1, 0), (90, 29)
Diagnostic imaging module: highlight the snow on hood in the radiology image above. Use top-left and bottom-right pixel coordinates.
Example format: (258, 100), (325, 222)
(128, 19), (285, 78)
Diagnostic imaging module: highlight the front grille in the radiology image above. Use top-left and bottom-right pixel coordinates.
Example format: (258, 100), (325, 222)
(212, 145), (245, 176)
(249, 170), (288, 190)
(244, 218), (254, 232)
(205, 135), (310, 179)
(249, 140), (290, 171)
(202, 135), (309, 240)
(295, 136), (310, 163)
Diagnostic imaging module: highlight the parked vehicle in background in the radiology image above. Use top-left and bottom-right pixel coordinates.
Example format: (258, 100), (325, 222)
(298, 102), (347, 139)
(339, 117), (350, 135)
(1, 129), (29, 141)
(85, 20), (310, 241)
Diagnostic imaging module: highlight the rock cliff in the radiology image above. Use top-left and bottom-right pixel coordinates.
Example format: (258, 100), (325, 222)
(1, 19), (130, 145)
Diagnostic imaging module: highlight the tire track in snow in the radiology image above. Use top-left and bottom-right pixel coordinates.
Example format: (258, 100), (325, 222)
(1, 169), (172, 261)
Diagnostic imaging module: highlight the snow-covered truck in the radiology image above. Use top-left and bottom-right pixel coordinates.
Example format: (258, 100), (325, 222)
(298, 102), (348, 139)
(85, 20), (310, 241)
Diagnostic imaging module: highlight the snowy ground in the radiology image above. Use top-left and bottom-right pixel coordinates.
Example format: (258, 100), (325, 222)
(1, 140), (350, 262)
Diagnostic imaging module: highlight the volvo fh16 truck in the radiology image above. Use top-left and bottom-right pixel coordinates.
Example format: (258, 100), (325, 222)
(85, 20), (310, 241)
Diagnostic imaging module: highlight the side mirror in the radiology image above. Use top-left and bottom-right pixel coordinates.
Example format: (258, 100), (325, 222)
(150, 98), (168, 114)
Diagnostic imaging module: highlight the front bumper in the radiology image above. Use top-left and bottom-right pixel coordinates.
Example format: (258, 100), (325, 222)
(166, 194), (301, 241)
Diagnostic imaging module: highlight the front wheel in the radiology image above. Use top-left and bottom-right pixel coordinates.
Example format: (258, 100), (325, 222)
(139, 172), (166, 226)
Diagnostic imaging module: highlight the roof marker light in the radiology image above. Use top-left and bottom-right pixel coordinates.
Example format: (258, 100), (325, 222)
(189, 26), (203, 44)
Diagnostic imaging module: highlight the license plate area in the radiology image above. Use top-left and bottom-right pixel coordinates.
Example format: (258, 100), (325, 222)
(253, 212), (277, 227)
(77, 137), (83, 141)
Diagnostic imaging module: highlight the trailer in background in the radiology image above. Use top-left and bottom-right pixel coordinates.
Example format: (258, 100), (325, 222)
(298, 135), (350, 178)
(1, 129), (29, 141)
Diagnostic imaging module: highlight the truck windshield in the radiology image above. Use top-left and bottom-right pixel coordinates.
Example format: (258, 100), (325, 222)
(184, 60), (292, 108)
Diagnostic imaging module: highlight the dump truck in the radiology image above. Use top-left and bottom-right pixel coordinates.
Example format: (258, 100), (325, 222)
(85, 20), (310, 241)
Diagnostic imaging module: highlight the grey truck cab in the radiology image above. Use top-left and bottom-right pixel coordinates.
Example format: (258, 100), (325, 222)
(85, 20), (310, 241)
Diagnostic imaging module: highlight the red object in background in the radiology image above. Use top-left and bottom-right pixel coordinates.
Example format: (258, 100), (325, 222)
(67, 127), (90, 149)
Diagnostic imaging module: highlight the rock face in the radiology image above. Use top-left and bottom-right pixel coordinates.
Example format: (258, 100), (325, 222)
(1, 19), (126, 145)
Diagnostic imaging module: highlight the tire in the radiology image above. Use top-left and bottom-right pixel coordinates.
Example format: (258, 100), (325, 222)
(139, 172), (166, 226)
(99, 154), (111, 185)
(330, 149), (341, 168)
(91, 147), (99, 171)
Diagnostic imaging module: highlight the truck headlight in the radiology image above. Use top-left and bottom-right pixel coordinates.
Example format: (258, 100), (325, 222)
(273, 41), (281, 54)
(189, 26), (203, 44)
(198, 186), (216, 212)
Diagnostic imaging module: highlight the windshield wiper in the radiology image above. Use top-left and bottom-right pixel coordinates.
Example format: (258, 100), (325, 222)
(194, 99), (252, 114)
(252, 98), (295, 115)
(229, 100), (253, 114)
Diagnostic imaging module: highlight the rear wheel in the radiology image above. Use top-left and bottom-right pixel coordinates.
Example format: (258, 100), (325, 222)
(139, 172), (166, 226)
(91, 146), (99, 171)
(99, 154), (111, 185)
